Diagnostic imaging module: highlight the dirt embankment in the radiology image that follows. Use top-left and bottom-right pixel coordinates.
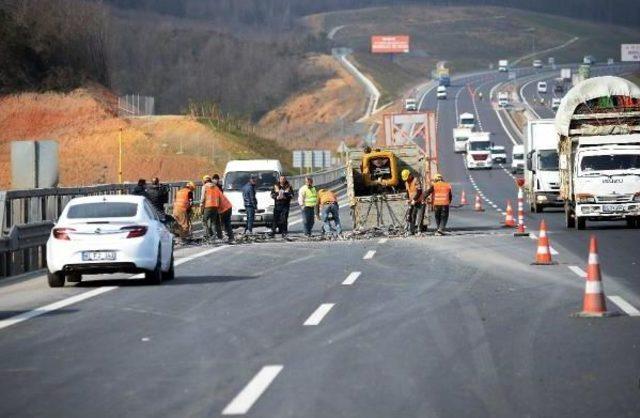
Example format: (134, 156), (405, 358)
(257, 54), (367, 150)
(0, 87), (226, 188)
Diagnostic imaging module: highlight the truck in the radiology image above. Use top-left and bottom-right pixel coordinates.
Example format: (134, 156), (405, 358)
(498, 92), (509, 107)
(465, 132), (493, 169)
(346, 145), (437, 230)
(557, 76), (640, 229)
(561, 68), (572, 82)
(435, 62), (451, 87)
(525, 119), (562, 213)
(498, 60), (509, 72)
(459, 112), (475, 129)
(453, 127), (472, 153)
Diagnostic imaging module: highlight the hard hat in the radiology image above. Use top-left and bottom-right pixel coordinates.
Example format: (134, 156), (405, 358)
(186, 181), (196, 190)
(401, 169), (411, 181)
(202, 175), (212, 182)
(434, 173), (443, 181)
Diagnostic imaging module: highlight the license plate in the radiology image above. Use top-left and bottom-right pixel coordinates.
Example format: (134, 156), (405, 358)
(603, 204), (624, 213)
(82, 251), (116, 261)
(255, 215), (263, 221)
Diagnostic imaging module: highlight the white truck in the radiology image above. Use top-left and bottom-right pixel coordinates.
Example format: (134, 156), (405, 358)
(561, 68), (572, 82)
(557, 76), (640, 229)
(466, 132), (493, 169)
(453, 127), (472, 153)
(404, 98), (418, 112)
(498, 59), (509, 72)
(511, 144), (525, 174)
(498, 92), (509, 107)
(525, 119), (562, 212)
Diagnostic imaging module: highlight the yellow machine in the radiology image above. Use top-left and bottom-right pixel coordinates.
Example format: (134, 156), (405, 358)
(361, 150), (400, 188)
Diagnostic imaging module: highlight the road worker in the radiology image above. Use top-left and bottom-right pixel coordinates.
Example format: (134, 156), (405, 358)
(402, 169), (424, 235)
(316, 188), (342, 237)
(147, 177), (169, 216)
(132, 179), (147, 197)
(200, 175), (222, 241)
(216, 178), (235, 243)
(173, 181), (196, 241)
(298, 177), (318, 237)
(242, 175), (258, 235)
(425, 173), (453, 235)
(270, 175), (293, 238)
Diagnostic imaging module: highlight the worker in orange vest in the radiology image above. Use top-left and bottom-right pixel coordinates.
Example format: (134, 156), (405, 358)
(402, 169), (424, 235)
(215, 174), (235, 242)
(172, 181), (196, 241)
(425, 173), (453, 235)
(200, 175), (223, 241)
(316, 188), (342, 236)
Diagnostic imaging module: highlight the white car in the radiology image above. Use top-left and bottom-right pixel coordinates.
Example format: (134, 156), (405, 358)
(437, 85), (447, 100)
(552, 97), (561, 110)
(46, 195), (174, 287)
(490, 145), (507, 163)
(498, 92), (509, 107)
(532, 59), (543, 68)
(537, 81), (547, 94)
(404, 98), (418, 112)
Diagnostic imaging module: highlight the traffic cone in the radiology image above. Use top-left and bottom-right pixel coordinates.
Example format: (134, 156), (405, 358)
(503, 200), (516, 228)
(575, 236), (616, 317)
(514, 186), (530, 236)
(474, 194), (484, 212)
(460, 190), (468, 206)
(532, 220), (555, 265)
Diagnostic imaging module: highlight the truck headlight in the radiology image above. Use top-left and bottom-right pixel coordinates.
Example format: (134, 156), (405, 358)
(537, 195), (548, 202)
(634, 193), (640, 202)
(576, 193), (595, 204)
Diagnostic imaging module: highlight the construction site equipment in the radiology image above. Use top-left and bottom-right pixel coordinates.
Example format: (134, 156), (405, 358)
(459, 190), (468, 205)
(532, 220), (554, 265)
(514, 178), (530, 236)
(474, 194), (484, 212)
(361, 150), (400, 188)
(575, 236), (616, 317)
(503, 200), (515, 227)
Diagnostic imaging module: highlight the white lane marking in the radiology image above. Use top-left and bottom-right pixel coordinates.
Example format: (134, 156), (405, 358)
(568, 265), (587, 278)
(378, 238), (388, 244)
(222, 365), (284, 415)
(608, 296), (640, 317)
(0, 245), (230, 332)
(303, 303), (335, 326)
(363, 250), (376, 260)
(342, 272), (362, 286)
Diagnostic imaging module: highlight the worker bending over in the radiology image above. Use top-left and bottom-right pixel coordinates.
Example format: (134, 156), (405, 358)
(402, 169), (424, 235)
(173, 181), (196, 241)
(316, 188), (342, 237)
(425, 173), (453, 235)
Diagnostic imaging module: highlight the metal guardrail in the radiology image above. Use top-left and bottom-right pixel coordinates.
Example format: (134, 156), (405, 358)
(0, 167), (345, 278)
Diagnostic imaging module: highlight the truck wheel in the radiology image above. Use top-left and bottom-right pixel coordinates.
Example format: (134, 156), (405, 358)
(576, 216), (586, 230)
(565, 205), (575, 229)
(67, 273), (82, 283)
(47, 271), (65, 288)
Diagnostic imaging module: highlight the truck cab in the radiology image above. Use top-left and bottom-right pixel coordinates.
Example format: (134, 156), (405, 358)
(525, 119), (562, 212)
(537, 82), (548, 94)
(465, 132), (493, 169)
(453, 127), (472, 153)
(511, 145), (525, 174)
(459, 112), (475, 129)
(223, 159), (283, 228)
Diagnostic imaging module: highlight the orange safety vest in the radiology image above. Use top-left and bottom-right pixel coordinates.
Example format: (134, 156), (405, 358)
(174, 187), (191, 211)
(433, 182), (452, 206)
(406, 177), (423, 202)
(319, 190), (337, 204)
(204, 184), (221, 208)
(218, 191), (232, 214)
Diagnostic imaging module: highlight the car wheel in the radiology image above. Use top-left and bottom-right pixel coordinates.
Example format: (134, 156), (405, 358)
(48, 271), (65, 288)
(163, 252), (175, 281)
(67, 273), (82, 283)
(145, 249), (163, 285)
(576, 216), (586, 230)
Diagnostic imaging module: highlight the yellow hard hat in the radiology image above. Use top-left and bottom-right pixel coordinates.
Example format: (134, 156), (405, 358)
(401, 169), (411, 181)
(202, 175), (212, 182)
(186, 181), (196, 190)
(434, 173), (443, 181)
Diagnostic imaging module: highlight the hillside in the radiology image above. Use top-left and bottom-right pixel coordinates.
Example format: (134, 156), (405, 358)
(0, 87), (292, 189)
(310, 5), (640, 99)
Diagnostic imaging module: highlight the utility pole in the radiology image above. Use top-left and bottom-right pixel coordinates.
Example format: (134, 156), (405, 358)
(118, 128), (123, 183)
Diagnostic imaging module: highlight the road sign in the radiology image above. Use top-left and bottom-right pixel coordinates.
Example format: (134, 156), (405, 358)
(304, 151), (313, 168)
(621, 44), (640, 62)
(323, 150), (332, 168)
(548, 57), (555, 65)
(371, 35), (410, 54)
(292, 150), (303, 168)
(313, 150), (324, 168)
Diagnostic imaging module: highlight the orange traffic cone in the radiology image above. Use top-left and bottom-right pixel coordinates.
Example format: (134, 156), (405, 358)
(532, 220), (554, 265)
(503, 200), (516, 228)
(474, 194), (484, 212)
(576, 236), (615, 317)
(460, 190), (468, 206)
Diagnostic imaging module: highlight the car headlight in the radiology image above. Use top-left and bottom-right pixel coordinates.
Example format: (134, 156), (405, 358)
(633, 193), (640, 202)
(577, 193), (596, 204)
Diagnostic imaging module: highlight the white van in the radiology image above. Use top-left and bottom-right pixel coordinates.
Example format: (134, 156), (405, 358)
(511, 145), (525, 174)
(437, 85), (447, 100)
(459, 112), (475, 129)
(453, 127), (472, 153)
(532, 59), (543, 68)
(223, 159), (283, 227)
(537, 81), (547, 94)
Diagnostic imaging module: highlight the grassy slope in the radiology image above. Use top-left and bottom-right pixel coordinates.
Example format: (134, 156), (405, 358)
(316, 5), (640, 99)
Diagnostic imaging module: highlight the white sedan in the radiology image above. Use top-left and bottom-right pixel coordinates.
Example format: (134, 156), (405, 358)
(46, 195), (174, 287)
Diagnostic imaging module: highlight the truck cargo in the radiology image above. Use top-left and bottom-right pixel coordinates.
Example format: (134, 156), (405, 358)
(556, 76), (640, 229)
(525, 119), (562, 212)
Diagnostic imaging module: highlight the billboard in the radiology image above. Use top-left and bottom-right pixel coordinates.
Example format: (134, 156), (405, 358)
(621, 44), (640, 62)
(371, 35), (410, 54)
(292, 150), (303, 168)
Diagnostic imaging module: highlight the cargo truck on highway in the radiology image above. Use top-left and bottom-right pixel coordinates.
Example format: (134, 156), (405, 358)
(453, 127), (472, 153)
(556, 76), (640, 229)
(525, 119), (562, 212)
(465, 132), (493, 169)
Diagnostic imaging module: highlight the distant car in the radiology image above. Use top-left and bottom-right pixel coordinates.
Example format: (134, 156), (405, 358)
(437, 85), (447, 100)
(583, 55), (596, 65)
(404, 98), (418, 112)
(511, 145), (525, 174)
(537, 81), (548, 94)
(553, 83), (564, 94)
(552, 98), (562, 110)
(46, 195), (175, 287)
(498, 92), (509, 107)
(532, 59), (543, 69)
(490, 145), (507, 163)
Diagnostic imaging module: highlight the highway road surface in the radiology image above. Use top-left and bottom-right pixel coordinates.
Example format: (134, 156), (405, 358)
(1, 66), (640, 418)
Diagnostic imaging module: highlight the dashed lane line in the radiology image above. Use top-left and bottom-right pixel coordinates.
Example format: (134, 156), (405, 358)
(303, 303), (335, 326)
(528, 233), (559, 255)
(342, 272), (362, 286)
(363, 250), (376, 260)
(568, 265), (586, 278)
(222, 365), (284, 415)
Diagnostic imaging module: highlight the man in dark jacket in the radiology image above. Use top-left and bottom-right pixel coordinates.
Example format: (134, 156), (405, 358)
(146, 177), (169, 215)
(270, 175), (292, 238)
(242, 175), (258, 234)
(132, 179), (147, 197)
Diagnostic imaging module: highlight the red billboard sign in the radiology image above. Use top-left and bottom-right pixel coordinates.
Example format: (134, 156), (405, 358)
(371, 35), (410, 54)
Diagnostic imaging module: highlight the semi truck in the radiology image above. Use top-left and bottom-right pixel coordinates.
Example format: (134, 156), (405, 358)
(556, 76), (640, 229)
(525, 119), (562, 213)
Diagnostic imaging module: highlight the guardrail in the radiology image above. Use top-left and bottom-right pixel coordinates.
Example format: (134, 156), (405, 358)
(0, 167), (345, 278)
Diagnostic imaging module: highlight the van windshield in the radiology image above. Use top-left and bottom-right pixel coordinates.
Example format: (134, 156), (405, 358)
(469, 141), (490, 151)
(538, 150), (559, 170)
(580, 154), (640, 174)
(224, 171), (279, 191)
(461, 118), (474, 126)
